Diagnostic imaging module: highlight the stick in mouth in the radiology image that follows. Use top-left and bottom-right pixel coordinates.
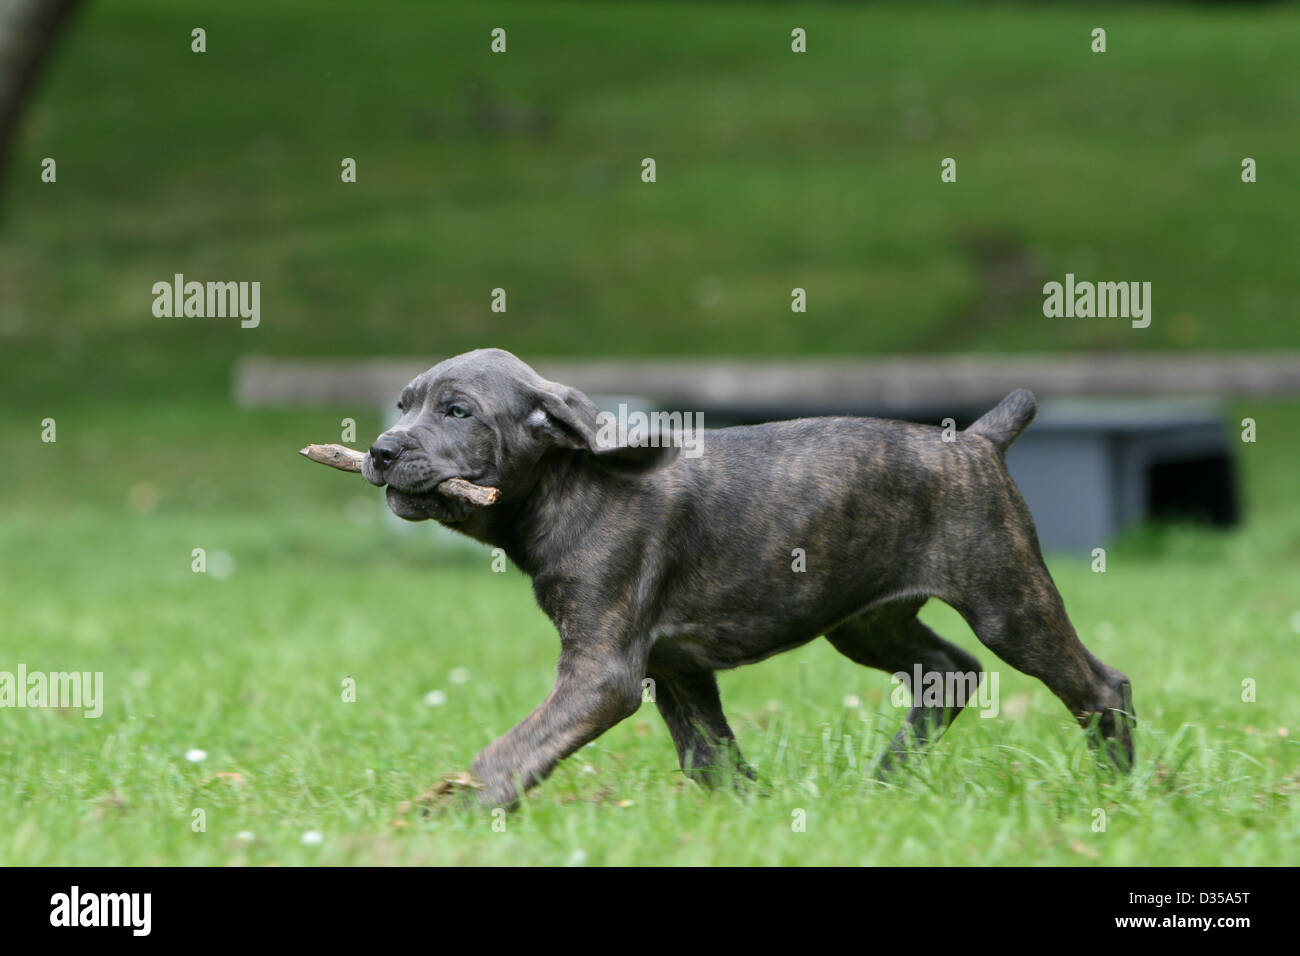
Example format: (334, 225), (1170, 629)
(298, 443), (501, 507)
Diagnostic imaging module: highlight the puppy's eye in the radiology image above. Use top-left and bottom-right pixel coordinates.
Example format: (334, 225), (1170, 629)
(448, 404), (470, 419)
(396, 401), (405, 412)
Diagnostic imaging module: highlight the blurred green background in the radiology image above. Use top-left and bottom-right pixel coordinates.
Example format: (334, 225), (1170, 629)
(4, 0), (1299, 397)
(0, 1), (1296, 865)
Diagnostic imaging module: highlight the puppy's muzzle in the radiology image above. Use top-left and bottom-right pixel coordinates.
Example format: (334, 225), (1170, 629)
(363, 433), (415, 487)
(368, 439), (404, 471)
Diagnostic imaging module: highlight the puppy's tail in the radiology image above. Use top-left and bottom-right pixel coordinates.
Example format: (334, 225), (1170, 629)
(966, 388), (1037, 455)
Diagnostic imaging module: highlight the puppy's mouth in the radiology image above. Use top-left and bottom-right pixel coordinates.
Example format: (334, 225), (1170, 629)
(384, 485), (470, 523)
(361, 453), (456, 493)
(386, 473), (450, 495)
(362, 457), (480, 524)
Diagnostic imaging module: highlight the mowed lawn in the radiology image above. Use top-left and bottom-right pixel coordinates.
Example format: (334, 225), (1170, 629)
(0, 398), (1296, 865)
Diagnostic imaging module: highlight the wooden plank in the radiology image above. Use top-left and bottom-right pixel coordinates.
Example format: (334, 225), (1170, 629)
(234, 353), (1300, 409)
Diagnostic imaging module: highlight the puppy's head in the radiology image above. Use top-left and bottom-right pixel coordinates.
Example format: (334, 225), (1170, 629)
(362, 348), (670, 523)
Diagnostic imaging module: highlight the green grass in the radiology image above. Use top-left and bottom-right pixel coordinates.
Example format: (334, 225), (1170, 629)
(1, 0), (1298, 864)
(0, 400), (1296, 865)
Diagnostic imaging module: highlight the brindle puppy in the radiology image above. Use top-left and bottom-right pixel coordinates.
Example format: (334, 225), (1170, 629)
(361, 348), (1134, 807)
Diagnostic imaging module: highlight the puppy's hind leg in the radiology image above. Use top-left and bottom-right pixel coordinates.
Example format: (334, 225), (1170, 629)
(646, 646), (756, 788)
(826, 599), (983, 779)
(958, 562), (1135, 772)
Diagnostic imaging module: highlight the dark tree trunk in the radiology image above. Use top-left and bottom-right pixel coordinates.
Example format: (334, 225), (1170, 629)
(0, 0), (83, 186)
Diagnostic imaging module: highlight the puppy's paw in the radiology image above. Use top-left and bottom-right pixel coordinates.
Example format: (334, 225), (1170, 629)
(417, 771), (486, 815)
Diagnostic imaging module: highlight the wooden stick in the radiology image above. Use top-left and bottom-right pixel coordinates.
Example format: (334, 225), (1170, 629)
(298, 443), (500, 507)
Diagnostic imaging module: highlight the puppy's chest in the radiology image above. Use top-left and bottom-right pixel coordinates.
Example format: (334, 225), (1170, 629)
(652, 621), (816, 670)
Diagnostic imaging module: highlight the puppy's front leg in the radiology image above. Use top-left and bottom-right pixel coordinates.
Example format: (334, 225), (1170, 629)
(471, 645), (644, 808)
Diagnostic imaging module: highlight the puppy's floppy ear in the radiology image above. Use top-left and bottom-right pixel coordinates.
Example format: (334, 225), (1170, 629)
(528, 383), (600, 451)
(527, 383), (679, 470)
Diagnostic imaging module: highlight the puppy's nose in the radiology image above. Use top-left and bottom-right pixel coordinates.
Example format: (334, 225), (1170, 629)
(368, 440), (403, 470)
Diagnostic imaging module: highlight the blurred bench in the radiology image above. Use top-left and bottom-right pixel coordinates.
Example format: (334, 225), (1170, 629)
(238, 353), (1300, 554)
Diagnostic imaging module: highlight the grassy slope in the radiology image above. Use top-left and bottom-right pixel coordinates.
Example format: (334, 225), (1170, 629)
(0, 1), (1297, 864)
(2, 1), (1299, 410)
